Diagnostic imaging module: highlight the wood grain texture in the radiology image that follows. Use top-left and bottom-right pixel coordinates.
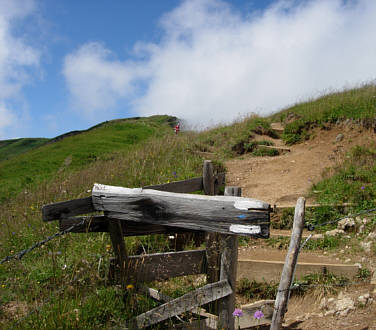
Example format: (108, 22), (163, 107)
(59, 216), (202, 236)
(131, 280), (232, 329)
(110, 249), (206, 283)
(271, 197), (305, 330)
(92, 184), (270, 237)
(42, 196), (94, 221)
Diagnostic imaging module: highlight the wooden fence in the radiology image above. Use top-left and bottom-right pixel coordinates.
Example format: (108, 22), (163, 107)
(42, 160), (271, 329)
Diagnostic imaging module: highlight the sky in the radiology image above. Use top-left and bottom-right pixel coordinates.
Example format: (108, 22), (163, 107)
(1, 0), (376, 140)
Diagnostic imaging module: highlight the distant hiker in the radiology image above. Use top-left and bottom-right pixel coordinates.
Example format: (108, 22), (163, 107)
(174, 123), (180, 135)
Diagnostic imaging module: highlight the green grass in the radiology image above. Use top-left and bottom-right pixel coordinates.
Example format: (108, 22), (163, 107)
(2, 84), (376, 328)
(312, 145), (376, 208)
(0, 138), (49, 162)
(0, 115), (177, 202)
(271, 84), (376, 144)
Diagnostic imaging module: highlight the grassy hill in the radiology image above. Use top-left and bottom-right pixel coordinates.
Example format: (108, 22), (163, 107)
(0, 85), (376, 328)
(0, 138), (49, 162)
(0, 115), (178, 202)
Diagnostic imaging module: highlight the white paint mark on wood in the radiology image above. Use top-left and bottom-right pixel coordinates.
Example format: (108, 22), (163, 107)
(229, 225), (261, 234)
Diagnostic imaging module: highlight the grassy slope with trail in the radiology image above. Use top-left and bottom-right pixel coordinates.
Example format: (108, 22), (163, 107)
(0, 85), (376, 328)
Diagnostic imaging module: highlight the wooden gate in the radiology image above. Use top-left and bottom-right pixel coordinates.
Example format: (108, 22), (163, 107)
(42, 161), (271, 329)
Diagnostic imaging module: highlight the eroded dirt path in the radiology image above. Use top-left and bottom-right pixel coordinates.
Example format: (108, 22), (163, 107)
(226, 124), (375, 206)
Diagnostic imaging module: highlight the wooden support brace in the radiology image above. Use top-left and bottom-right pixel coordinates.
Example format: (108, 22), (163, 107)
(129, 280), (232, 329)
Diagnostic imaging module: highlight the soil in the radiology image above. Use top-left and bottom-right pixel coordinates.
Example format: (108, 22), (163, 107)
(225, 123), (376, 329)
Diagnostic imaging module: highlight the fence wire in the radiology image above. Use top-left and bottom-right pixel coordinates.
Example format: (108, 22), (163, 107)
(0, 218), (87, 265)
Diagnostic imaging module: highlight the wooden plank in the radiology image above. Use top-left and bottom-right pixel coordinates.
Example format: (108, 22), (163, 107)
(218, 186), (241, 330)
(130, 280), (232, 329)
(144, 173), (226, 194)
(144, 177), (203, 193)
(271, 197), (305, 330)
(256, 145), (290, 152)
(92, 183), (270, 237)
(108, 218), (128, 288)
(138, 285), (218, 329)
(42, 196), (94, 221)
(59, 216), (202, 236)
(239, 300), (274, 329)
(112, 250), (206, 283)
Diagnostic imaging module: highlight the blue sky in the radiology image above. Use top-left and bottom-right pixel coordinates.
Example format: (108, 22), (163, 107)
(1, 0), (376, 140)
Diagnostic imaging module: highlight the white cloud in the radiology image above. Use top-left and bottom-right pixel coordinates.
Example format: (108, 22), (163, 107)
(62, 42), (143, 117)
(0, 0), (40, 138)
(63, 0), (376, 127)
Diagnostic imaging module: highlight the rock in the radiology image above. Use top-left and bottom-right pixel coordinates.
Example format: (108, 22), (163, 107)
(358, 295), (367, 305)
(354, 263), (362, 269)
(344, 258), (351, 263)
(355, 216), (362, 225)
(340, 249), (345, 254)
(313, 234), (324, 239)
(335, 295), (355, 316)
(335, 133), (344, 142)
(358, 224), (365, 234)
(328, 297), (335, 304)
(337, 218), (355, 231)
(325, 310), (335, 316)
(371, 270), (376, 285)
(360, 241), (372, 253)
(325, 229), (345, 236)
(363, 218), (370, 225)
(367, 232), (376, 240)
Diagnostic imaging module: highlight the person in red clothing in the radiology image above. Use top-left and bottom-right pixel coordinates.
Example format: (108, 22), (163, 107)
(174, 123), (180, 135)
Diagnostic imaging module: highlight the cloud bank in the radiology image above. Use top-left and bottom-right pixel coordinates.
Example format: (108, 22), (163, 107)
(64, 0), (376, 127)
(0, 0), (40, 138)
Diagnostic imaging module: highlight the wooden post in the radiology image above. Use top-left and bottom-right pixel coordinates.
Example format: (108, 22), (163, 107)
(271, 197), (305, 330)
(203, 160), (221, 315)
(218, 187), (241, 330)
(108, 216), (129, 288)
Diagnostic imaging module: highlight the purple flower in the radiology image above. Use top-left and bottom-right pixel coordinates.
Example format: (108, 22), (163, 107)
(172, 171), (177, 177)
(254, 310), (264, 320)
(232, 308), (243, 317)
(361, 186), (365, 190)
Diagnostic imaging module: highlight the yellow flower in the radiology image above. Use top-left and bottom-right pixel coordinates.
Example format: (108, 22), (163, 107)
(1, 284), (5, 288)
(126, 284), (134, 290)
(105, 244), (111, 252)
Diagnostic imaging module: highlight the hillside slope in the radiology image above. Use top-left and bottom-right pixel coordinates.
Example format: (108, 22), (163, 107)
(0, 115), (177, 202)
(0, 138), (49, 162)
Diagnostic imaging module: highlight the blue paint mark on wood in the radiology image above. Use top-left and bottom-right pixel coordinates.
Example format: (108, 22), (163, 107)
(237, 214), (246, 219)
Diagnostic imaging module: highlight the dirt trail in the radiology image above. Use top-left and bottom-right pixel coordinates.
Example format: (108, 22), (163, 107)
(227, 124), (376, 328)
(226, 124), (375, 206)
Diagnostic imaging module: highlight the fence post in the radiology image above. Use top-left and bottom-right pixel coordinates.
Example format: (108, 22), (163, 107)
(108, 216), (129, 289)
(218, 186), (241, 330)
(271, 197), (305, 330)
(203, 160), (221, 315)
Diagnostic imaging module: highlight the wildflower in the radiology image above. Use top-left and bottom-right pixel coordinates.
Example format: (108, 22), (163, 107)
(105, 244), (111, 252)
(232, 308), (243, 317)
(361, 186), (365, 190)
(172, 171), (177, 177)
(254, 310), (264, 320)
(1, 284), (5, 288)
(126, 284), (134, 290)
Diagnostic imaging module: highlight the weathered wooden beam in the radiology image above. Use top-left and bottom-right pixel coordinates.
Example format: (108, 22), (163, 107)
(129, 280), (232, 329)
(92, 183), (270, 237)
(218, 186), (241, 330)
(271, 197), (305, 330)
(108, 217), (128, 288)
(143, 173), (225, 194)
(138, 285), (218, 329)
(59, 216), (202, 236)
(43, 196), (94, 221)
(111, 249), (206, 283)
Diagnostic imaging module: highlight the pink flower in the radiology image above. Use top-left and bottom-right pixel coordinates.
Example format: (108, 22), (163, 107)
(232, 308), (243, 317)
(254, 310), (264, 320)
